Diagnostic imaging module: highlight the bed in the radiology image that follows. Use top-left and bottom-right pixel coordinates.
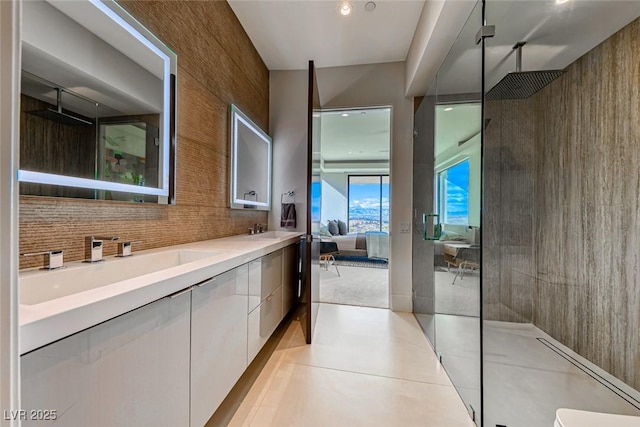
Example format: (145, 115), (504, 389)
(325, 232), (389, 260)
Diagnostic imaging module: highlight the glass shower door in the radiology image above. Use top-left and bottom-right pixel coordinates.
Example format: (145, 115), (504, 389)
(412, 78), (438, 346)
(433, 2), (483, 423)
(413, 1), (483, 424)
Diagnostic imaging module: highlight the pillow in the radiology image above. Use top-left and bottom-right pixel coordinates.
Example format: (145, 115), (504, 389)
(318, 222), (332, 237)
(337, 220), (347, 236)
(439, 231), (467, 242)
(327, 220), (339, 236)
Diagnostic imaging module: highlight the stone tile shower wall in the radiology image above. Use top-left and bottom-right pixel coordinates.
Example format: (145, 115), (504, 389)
(483, 98), (536, 323)
(483, 18), (640, 390)
(20, 1), (269, 268)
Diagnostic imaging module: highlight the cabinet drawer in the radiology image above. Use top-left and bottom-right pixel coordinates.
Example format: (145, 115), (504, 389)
(248, 258), (262, 313)
(247, 286), (283, 364)
(191, 266), (248, 427)
(21, 292), (191, 427)
(260, 249), (283, 301)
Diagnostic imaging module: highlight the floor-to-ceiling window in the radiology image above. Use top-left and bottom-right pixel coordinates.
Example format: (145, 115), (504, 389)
(437, 159), (470, 225)
(347, 175), (389, 233)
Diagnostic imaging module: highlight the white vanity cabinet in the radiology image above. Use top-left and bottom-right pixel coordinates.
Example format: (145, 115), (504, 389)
(248, 286), (283, 363)
(248, 248), (285, 364)
(247, 245), (299, 363)
(21, 291), (191, 427)
(20, 241), (300, 427)
(190, 265), (248, 427)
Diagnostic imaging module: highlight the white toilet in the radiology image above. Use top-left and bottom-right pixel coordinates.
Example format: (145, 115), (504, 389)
(556, 409), (640, 427)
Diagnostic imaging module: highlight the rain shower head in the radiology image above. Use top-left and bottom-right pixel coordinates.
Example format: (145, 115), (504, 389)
(27, 88), (93, 126)
(486, 42), (565, 101)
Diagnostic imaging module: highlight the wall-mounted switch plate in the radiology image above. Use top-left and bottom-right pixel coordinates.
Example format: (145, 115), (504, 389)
(400, 222), (411, 233)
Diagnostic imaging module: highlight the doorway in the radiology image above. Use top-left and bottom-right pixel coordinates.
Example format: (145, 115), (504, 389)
(316, 107), (391, 309)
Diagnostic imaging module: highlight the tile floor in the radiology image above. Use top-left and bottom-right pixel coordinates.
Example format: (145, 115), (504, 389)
(229, 304), (475, 427)
(415, 313), (640, 427)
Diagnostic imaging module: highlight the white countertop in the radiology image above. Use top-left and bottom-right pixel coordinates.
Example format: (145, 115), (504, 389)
(19, 232), (303, 355)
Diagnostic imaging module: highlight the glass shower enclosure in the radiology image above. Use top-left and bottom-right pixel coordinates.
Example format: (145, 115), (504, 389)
(413, 1), (640, 426)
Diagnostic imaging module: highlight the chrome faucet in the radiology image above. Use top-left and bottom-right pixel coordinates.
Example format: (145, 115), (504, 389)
(85, 236), (119, 263)
(22, 249), (65, 270)
(116, 240), (142, 257)
(253, 223), (266, 234)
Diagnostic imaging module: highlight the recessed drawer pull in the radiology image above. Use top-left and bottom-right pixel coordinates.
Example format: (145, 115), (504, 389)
(168, 287), (192, 299)
(196, 277), (216, 287)
(266, 293), (274, 302)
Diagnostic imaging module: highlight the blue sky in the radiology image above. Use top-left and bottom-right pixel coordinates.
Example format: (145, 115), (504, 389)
(444, 160), (469, 224)
(311, 181), (321, 220)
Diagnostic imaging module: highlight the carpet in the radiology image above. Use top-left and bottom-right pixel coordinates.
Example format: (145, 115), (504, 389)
(434, 267), (480, 317)
(319, 265), (389, 308)
(333, 255), (388, 269)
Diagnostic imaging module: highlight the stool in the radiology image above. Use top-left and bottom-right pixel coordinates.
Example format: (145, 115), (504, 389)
(319, 252), (340, 276)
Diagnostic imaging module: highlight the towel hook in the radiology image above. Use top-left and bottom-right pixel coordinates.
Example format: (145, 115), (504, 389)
(281, 191), (295, 203)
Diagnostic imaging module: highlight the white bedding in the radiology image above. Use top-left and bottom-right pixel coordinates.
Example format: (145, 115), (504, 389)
(328, 234), (358, 251)
(366, 233), (389, 260)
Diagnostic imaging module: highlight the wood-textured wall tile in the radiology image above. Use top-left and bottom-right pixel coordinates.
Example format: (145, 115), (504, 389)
(521, 18), (639, 389)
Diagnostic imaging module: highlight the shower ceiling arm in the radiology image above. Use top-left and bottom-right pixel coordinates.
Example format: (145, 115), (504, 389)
(55, 88), (63, 114)
(513, 42), (526, 72)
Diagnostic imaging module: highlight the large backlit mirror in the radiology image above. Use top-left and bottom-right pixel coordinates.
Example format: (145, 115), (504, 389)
(18, 0), (177, 203)
(229, 105), (272, 210)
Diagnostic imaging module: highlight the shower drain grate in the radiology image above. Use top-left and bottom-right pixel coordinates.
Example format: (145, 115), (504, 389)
(537, 338), (640, 411)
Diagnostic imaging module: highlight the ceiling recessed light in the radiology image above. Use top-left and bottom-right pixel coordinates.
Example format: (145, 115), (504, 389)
(364, 1), (376, 12)
(348, 151), (353, 154)
(339, 2), (352, 16)
(444, 107), (453, 112)
(360, 111), (367, 115)
(555, 0), (570, 4)
(341, 113), (349, 117)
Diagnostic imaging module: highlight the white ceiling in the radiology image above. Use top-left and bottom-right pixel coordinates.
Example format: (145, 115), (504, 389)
(229, 0), (640, 97)
(435, 103), (481, 158)
(227, 0), (426, 70)
(320, 107), (391, 163)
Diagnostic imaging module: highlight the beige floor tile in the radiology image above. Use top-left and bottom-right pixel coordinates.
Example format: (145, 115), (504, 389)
(248, 363), (475, 427)
(229, 305), (474, 427)
(281, 305), (452, 385)
(314, 304), (437, 349)
(226, 407), (256, 427)
(229, 342), (296, 426)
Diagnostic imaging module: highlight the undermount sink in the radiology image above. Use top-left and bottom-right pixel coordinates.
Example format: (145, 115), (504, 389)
(245, 231), (295, 240)
(20, 249), (224, 306)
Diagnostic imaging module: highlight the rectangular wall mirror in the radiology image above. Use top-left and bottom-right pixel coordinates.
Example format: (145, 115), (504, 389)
(229, 104), (272, 210)
(18, 0), (177, 203)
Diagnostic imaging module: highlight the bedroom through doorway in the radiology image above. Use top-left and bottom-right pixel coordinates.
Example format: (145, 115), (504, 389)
(316, 107), (391, 308)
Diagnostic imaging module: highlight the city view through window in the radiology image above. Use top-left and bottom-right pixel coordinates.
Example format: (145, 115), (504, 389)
(348, 175), (389, 233)
(438, 159), (469, 225)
